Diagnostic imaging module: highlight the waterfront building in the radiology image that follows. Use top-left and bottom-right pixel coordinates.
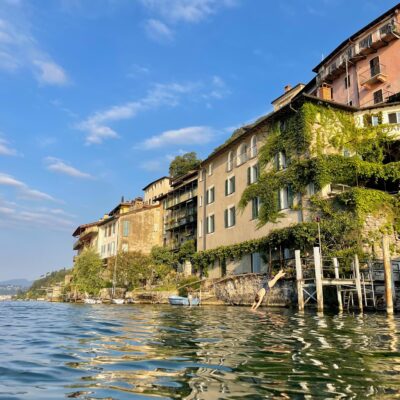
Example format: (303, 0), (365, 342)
(143, 176), (171, 205)
(310, 3), (400, 107)
(158, 170), (198, 251)
(72, 221), (100, 257)
(197, 88), (400, 277)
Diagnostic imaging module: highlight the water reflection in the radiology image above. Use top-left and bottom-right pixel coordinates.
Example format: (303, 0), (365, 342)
(1, 302), (400, 399)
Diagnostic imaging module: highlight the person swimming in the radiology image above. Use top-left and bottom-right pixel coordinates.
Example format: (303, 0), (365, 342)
(251, 269), (286, 310)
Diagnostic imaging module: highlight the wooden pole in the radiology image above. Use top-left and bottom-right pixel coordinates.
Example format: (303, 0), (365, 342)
(313, 247), (324, 312)
(354, 254), (363, 313)
(382, 235), (394, 314)
(333, 257), (343, 312)
(295, 250), (304, 311)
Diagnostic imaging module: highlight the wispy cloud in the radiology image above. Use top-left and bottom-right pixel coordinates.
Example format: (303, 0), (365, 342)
(0, 5), (69, 85)
(77, 82), (197, 144)
(0, 173), (56, 201)
(141, 0), (237, 23)
(140, 0), (238, 42)
(0, 199), (74, 231)
(0, 136), (18, 156)
(145, 19), (174, 42)
(126, 63), (150, 79)
(45, 157), (94, 179)
(143, 126), (214, 149)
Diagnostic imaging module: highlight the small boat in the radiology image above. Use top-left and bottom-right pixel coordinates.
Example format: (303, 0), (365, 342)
(84, 298), (102, 304)
(168, 295), (200, 306)
(112, 298), (125, 305)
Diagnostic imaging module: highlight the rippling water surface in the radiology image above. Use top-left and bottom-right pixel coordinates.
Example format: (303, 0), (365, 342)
(1, 302), (400, 399)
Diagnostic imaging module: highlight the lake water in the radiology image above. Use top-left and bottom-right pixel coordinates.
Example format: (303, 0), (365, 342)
(1, 302), (400, 399)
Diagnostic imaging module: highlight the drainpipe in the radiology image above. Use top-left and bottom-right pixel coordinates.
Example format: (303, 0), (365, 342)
(202, 167), (207, 251)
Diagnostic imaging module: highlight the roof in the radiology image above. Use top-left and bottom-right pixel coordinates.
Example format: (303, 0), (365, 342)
(170, 169), (198, 187)
(72, 221), (99, 237)
(313, 3), (400, 72)
(201, 93), (357, 165)
(142, 176), (170, 191)
(271, 83), (306, 105)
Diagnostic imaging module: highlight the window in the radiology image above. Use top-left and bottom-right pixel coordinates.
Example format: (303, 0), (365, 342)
(347, 100), (353, 106)
(208, 163), (213, 176)
(275, 151), (287, 170)
(344, 75), (351, 89)
(227, 151), (233, 171)
(206, 186), (215, 204)
(373, 89), (383, 104)
(250, 135), (257, 158)
(237, 143), (248, 166)
(370, 56), (380, 77)
(108, 225), (112, 236)
(388, 112), (400, 124)
(278, 186), (294, 210)
(122, 243), (128, 252)
(122, 220), (130, 237)
(224, 206), (236, 228)
(206, 215), (215, 234)
(225, 176), (235, 196)
(112, 223), (115, 235)
(251, 253), (261, 273)
(247, 164), (259, 185)
(307, 182), (315, 196)
(107, 243), (111, 255)
(371, 115), (380, 126)
(251, 197), (261, 219)
(199, 169), (205, 181)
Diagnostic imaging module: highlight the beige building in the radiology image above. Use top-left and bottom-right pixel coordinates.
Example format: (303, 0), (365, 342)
(197, 91), (388, 278)
(72, 221), (100, 257)
(118, 203), (163, 254)
(143, 176), (171, 205)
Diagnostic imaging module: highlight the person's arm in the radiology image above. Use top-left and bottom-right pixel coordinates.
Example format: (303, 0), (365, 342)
(268, 269), (286, 288)
(251, 289), (266, 310)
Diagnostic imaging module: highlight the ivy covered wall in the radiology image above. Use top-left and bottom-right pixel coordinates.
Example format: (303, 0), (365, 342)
(193, 100), (400, 273)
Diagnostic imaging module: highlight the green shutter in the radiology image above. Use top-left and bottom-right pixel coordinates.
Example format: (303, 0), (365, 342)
(232, 177), (235, 193)
(224, 209), (228, 228)
(288, 185), (294, 207)
(232, 207), (236, 226)
(277, 190), (281, 210)
(247, 167), (251, 185)
(225, 179), (228, 196)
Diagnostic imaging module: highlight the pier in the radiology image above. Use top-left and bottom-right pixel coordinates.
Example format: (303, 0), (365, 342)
(295, 236), (400, 314)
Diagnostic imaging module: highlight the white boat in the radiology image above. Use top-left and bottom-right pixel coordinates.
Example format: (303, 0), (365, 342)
(112, 298), (125, 305)
(84, 298), (102, 304)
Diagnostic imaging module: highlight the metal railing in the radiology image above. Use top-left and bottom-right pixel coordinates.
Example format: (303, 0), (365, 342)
(359, 63), (387, 86)
(225, 145), (258, 171)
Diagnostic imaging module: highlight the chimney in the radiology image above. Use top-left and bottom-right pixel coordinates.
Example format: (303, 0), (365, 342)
(319, 83), (333, 101)
(284, 84), (292, 93)
(121, 195), (125, 203)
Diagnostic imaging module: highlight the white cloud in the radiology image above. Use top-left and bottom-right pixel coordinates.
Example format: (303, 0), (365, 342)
(0, 201), (75, 231)
(140, 0), (237, 42)
(143, 126), (214, 149)
(145, 19), (174, 43)
(77, 82), (197, 144)
(0, 173), (56, 201)
(0, 137), (17, 156)
(33, 60), (68, 86)
(141, 0), (237, 23)
(0, 8), (69, 85)
(45, 157), (94, 179)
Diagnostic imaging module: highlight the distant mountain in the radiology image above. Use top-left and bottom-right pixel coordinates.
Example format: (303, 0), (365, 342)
(0, 279), (32, 288)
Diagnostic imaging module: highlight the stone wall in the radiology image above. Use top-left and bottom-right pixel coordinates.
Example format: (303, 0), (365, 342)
(212, 274), (295, 306)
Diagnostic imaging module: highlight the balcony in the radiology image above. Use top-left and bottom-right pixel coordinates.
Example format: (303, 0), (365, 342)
(360, 63), (387, 88)
(360, 89), (394, 107)
(378, 20), (399, 44)
(358, 34), (374, 55)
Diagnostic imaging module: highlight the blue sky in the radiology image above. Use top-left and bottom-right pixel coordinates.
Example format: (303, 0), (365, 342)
(0, 0), (396, 281)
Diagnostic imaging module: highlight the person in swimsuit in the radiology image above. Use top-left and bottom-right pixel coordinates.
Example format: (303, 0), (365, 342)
(251, 269), (286, 310)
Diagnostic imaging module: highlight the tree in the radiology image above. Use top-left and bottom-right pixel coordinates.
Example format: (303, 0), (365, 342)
(72, 248), (105, 296)
(151, 245), (177, 268)
(169, 152), (201, 178)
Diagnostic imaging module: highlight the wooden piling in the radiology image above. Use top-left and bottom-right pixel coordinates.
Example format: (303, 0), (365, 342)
(313, 247), (324, 312)
(333, 257), (343, 312)
(354, 254), (363, 313)
(382, 235), (394, 314)
(295, 250), (304, 311)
